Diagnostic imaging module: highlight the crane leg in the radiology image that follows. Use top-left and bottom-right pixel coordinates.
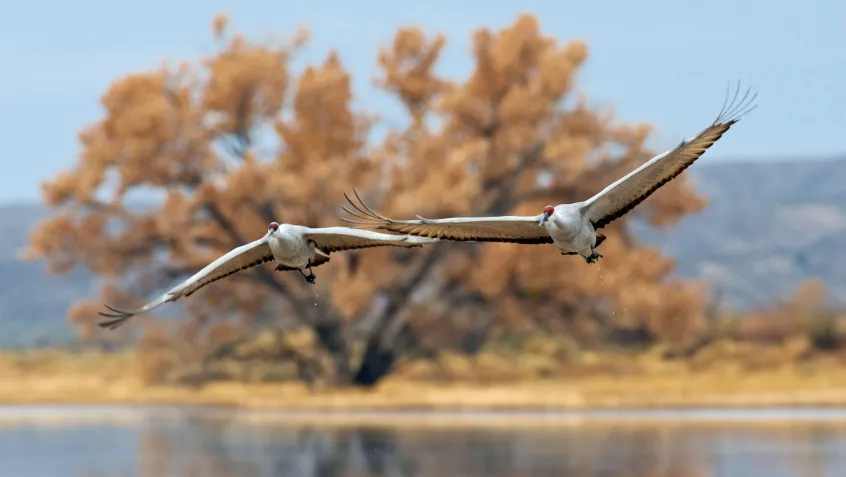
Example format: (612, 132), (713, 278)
(299, 261), (317, 284)
(584, 247), (603, 264)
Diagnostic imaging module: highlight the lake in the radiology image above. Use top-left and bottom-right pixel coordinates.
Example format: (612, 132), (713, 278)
(3, 406), (846, 476)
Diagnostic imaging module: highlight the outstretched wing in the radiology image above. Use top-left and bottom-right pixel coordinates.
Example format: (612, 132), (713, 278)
(303, 227), (436, 255)
(339, 190), (554, 245)
(98, 237), (274, 330)
(583, 82), (758, 230)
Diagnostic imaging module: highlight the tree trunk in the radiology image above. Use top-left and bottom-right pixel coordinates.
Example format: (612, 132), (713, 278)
(312, 320), (353, 385)
(461, 317), (493, 356)
(351, 324), (417, 387)
(351, 337), (398, 387)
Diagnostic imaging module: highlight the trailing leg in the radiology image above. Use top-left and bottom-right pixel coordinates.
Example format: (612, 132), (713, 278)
(299, 261), (317, 284)
(584, 247), (602, 264)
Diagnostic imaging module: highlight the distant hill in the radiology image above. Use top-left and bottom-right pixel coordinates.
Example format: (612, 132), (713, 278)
(0, 203), (97, 348)
(3, 156), (845, 347)
(632, 155), (846, 309)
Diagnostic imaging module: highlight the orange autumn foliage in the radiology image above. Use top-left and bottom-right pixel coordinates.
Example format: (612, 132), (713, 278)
(25, 13), (708, 385)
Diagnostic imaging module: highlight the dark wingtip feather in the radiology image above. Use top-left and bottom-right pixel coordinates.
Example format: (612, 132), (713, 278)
(96, 304), (135, 330)
(97, 315), (131, 330)
(351, 189), (392, 222)
(715, 80), (758, 125)
(337, 217), (376, 229)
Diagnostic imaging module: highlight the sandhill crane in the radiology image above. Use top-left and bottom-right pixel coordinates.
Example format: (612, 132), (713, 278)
(341, 83), (756, 264)
(97, 222), (437, 329)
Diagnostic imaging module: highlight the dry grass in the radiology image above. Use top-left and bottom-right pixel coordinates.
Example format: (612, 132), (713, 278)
(3, 337), (846, 411)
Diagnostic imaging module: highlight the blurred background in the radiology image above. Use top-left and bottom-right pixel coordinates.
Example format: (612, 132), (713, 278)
(2, 0), (846, 476)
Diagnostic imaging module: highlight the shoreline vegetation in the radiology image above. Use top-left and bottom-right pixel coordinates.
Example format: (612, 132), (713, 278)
(4, 342), (846, 415)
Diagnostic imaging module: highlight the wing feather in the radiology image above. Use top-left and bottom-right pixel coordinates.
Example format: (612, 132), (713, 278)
(340, 190), (554, 245)
(584, 82), (757, 230)
(97, 237), (274, 330)
(303, 227), (436, 254)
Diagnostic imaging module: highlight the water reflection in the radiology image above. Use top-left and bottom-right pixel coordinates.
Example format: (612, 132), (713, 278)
(137, 422), (712, 477)
(2, 407), (846, 477)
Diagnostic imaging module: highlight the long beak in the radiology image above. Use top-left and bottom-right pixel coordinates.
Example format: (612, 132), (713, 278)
(538, 212), (551, 226)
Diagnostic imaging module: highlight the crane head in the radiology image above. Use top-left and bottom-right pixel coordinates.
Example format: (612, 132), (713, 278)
(539, 206), (554, 226)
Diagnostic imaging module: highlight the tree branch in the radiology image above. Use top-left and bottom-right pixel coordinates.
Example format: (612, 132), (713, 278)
(484, 139), (545, 215)
(370, 246), (448, 348)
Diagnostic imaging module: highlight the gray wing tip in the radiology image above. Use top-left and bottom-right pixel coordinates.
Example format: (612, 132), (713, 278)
(97, 304), (139, 330)
(715, 80), (758, 125)
(352, 189), (392, 221)
(338, 217), (376, 229)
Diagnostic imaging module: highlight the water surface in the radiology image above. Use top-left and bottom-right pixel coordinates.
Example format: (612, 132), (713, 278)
(2, 405), (846, 476)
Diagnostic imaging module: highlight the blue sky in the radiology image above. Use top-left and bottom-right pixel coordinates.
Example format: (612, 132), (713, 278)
(1, 0), (844, 203)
